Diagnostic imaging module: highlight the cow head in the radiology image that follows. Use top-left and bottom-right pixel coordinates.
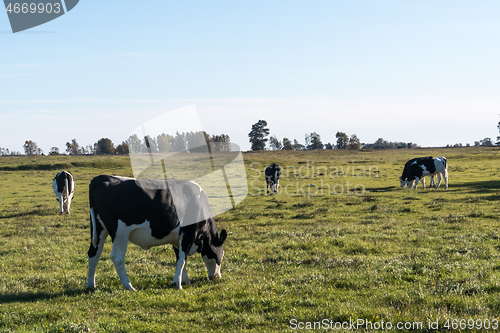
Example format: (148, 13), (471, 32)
(399, 176), (406, 188)
(202, 228), (227, 280)
(406, 179), (415, 189)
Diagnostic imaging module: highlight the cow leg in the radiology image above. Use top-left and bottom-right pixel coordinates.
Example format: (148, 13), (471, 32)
(430, 175), (435, 188)
(275, 179), (279, 193)
(173, 231), (196, 289)
(435, 173), (443, 189)
(413, 178), (420, 189)
(421, 177), (425, 189)
(110, 225), (135, 291)
(266, 179), (270, 194)
(62, 198), (68, 214)
(172, 245), (187, 289)
(87, 228), (108, 289)
(66, 195), (73, 214)
(173, 246), (191, 286)
(57, 193), (64, 215)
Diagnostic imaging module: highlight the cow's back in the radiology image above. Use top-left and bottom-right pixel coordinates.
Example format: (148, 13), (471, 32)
(89, 175), (180, 239)
(265, 165), (274, 178)
(402, 157), (432, 179)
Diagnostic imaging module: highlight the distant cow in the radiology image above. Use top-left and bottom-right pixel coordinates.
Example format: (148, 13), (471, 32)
(52, 171), (75, 215)
(406, 157), (448, 189)
(400, 157), (435, 188)
(87, 175), (227, 291)
(265, 164), (281, 194)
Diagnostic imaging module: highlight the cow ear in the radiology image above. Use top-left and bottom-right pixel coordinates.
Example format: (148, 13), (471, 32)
(219, 229), (227, 244)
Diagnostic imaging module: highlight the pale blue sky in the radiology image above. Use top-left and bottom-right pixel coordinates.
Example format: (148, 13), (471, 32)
(1, 1), (499, 153)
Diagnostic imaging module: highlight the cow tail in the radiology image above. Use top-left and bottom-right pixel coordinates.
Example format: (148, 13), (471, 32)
(90, 207), (98, 248)
(89, 184), (98, 248)
(443, 157), (447, 170)
(64, 176), (69, 203)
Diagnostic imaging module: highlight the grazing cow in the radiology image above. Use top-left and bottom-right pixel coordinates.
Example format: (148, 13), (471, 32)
(406, 157), (448, 190)
(52, 171), (75, 215)
(400, 157), (435, 188)
(265, 164), (281, 194)
(87, 175), (227, 291)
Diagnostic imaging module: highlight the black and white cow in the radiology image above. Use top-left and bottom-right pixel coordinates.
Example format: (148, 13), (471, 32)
(87, 175), (227, 291)
(52, 171), (75, 215)
(265, 164), (281, 194)
(400, 157), (435, 188)
(406, 157), (448, 190)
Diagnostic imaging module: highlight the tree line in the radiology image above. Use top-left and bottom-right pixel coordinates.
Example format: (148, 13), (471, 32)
(0, 131), (231, 156)
(248, 120), (413, 151)
(248, 119), (500, 151)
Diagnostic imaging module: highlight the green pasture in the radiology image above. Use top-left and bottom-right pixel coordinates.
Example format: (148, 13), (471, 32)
(0, 147), (500, 332)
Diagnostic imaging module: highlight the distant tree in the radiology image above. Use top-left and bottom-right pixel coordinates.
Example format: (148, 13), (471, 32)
(172, 131), (187, 152)
(85, 144), (96, 155)
(115, 141), (130, 155)
(474, 141), (480, 147)
(128, 134), (144, 153)
(269, 135), (283, 150)
(248, 120), (270, 151)
(324, 143), (333, 149)
(304, 134), (311, 150)
(307, 132), (323, 150)
(335, 132), (348, 149)
(480, 137), (493, 147)
(372, 138), (388, 149)
(497, 121), (500, 146)
(282, 138), (293, 150)
(65, 139), (80, 155)
(157, 133), (171, 153)
(95, 138), (115, 155)
(49, 147), (60, 155)
(348, 134), (361, 150)
(0, 148), (10, 156)
(211, 134), (231, 152)
(24, 140), (41, 156)
(293, 139), (305, 151)
(186, 131), (207, 153)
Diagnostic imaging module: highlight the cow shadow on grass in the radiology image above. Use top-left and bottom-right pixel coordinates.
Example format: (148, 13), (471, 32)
(0, 288), (90, 304)
(0, 206), (58, 219)
(365, 186), (397, 193)
(452, 180), (500, 200)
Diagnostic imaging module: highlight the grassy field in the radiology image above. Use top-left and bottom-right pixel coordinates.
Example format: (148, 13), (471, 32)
(0, 147), (500, 332)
